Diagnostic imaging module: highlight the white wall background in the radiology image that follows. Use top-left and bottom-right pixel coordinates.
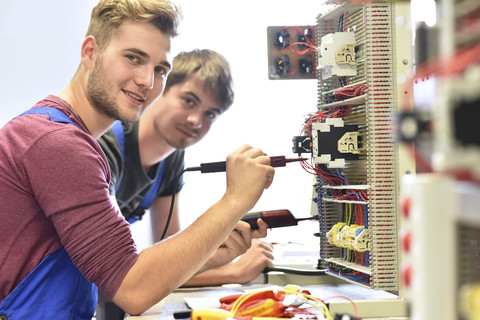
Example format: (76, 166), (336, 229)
(0, 0), (324, 250)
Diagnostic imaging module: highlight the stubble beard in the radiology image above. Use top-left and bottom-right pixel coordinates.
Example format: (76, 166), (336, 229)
(87, 56), (122, 121)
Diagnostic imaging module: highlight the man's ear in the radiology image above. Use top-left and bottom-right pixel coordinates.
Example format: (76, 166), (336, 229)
(80, 35), (98, 70)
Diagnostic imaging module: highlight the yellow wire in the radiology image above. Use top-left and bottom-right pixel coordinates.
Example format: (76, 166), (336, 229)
(230, 288), (335, 320)
(282, 288), (333, 320)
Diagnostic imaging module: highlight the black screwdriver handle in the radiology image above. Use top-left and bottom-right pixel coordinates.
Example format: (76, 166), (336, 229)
(200, 161), (226, 173)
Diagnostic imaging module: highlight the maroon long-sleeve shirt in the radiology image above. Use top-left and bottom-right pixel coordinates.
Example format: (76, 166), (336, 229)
(0, 95), (138, 301)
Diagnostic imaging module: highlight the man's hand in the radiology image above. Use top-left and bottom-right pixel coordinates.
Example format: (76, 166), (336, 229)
(227, 239), (274, 284)
(252, 218), (268, 238)
(202, 220), (262, 272)
(223, 145), (275, 214)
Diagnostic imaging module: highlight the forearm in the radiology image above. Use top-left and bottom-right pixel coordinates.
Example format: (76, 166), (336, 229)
(182, 263), (237, 287)
(112, 196), (244, 315)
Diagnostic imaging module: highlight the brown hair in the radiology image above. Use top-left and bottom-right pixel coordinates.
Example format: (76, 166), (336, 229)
(165, 49), (234, 112)
(86, 0), (182, 51)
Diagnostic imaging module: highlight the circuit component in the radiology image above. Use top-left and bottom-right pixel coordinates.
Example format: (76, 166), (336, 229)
(453, 94), (480, 148)
(317, 32), (357, 79)
(267, 26), (316, 80)
(353, 228), (370, 252)
(298, 55), (314, 74)
(335, 43), (356, 65)
(327, 223), (370, 252)
(297, 27), (313, 49)
(311, 118), (360, 168)
(274, 28), (290, 49)
(292, 136), (312, 154)
(450, 67), (480, 149)
(432, 66), (480, 179)
(275, 55), (290, 76)
(337, 225), (348, 248)
(327, 222), (346, 247)
(395, 111), (431, 142)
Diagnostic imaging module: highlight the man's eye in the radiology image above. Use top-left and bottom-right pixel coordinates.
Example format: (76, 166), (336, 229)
(126, 55), (138, 63)
(155, 66), (167, 76)
(205, 111), (217, 120)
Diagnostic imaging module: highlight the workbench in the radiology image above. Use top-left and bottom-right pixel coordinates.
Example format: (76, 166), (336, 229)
(124, 271), (409, 319)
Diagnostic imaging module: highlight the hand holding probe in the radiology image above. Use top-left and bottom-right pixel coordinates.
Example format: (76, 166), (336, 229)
(163, 156), (307, 240)
(192, 155), (307, 173)
(242, 209), (319, 230)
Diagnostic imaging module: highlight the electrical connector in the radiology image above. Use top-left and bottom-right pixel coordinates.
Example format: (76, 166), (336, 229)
(317, 32), (357, 79)
(292, 136), (312, 153)
(327, 223), (370, 252)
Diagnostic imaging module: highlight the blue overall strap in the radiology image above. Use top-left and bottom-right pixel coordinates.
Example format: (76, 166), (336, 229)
(17, 106), (81, 129)
(111, 121), (125, 160)
(127, 160), (167, 224)
(140, 160), (167, 209)
(0, 248), (97, 319)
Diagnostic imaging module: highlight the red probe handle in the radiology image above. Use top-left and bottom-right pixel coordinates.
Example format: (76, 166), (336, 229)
(241, 209), (298, 229)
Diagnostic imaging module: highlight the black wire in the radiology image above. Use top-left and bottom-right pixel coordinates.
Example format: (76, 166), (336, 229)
(159, 166), (201, 240)
(264, 266), (326, 276)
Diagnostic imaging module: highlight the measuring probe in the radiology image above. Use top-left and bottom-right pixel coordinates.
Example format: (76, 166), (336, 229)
(187, 155), (307, 173)
(162, 156), (307, 240)
(242, 209), (319, 229)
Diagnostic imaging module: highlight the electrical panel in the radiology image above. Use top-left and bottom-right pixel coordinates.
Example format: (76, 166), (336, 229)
(287, 1), (413, 296)
(267, 0), (480, 318)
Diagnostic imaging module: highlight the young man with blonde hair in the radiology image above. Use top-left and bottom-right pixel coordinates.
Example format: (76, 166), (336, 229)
(0, 1), (274, 318)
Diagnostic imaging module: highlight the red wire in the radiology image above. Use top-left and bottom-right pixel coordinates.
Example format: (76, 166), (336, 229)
(403, 42), (480, 111)
(284, 26), (314, 46)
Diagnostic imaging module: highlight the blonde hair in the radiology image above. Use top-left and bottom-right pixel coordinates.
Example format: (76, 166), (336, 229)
(86, 0), (182, 50)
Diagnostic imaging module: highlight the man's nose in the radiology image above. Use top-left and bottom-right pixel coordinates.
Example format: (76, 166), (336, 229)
(136, 66), (155, 90)
(187, 111), (203, 128)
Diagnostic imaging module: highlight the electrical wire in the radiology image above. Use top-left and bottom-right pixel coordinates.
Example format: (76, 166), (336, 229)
(229, 287), (334, 320)
(264, 266), (326, 276)
(160, 166), (201, 240)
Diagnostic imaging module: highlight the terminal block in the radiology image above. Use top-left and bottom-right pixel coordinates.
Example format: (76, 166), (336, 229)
(327, 223), (370, 252)
(317, 32), (357, 79)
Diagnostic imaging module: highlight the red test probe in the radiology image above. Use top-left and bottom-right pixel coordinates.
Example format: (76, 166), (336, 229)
(242, 209), (319, 230)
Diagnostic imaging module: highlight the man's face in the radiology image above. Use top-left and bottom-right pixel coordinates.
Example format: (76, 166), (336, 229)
(87, 20), (172, 122)
(152, 78), (222, 150)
